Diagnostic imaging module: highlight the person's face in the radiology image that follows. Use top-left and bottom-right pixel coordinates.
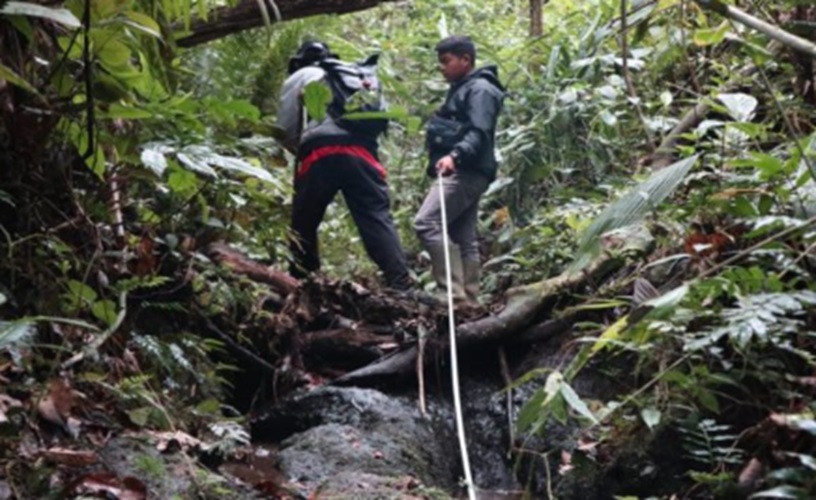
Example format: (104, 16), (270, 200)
(437, 52), (472, 83)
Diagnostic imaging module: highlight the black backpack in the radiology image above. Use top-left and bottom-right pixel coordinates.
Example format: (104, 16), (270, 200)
(319, 54), (389, 138)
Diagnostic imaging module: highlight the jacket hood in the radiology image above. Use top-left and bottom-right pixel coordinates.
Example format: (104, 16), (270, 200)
(459, 65), (505, 92)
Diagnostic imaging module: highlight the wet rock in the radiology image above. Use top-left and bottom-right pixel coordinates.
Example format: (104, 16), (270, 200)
(449, 376), (521, 492)
(252, 387), (456, 495)
(98, 435), (259, 499)
(99, 435), (194, 499)
(312, 471), (447, 499)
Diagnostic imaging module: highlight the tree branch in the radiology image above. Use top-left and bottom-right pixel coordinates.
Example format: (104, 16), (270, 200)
(694, 0), (816, 59)
(175, 0), (402, 48)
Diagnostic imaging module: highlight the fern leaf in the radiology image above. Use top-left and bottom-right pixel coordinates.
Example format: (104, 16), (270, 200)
(569, 155), (699, 272)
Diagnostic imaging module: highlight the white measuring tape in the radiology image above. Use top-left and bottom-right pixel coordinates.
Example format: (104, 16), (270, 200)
(437, 173), (477, 500)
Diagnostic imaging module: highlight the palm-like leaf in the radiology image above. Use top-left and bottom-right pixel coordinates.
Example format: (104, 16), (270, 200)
(569, 155), (699, 273)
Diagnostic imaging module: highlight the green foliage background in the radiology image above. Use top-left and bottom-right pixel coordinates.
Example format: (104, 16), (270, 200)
(2, 0), (816, 497)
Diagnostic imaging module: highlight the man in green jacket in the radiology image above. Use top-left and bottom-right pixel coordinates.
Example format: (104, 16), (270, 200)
(415, 35), (506, 304)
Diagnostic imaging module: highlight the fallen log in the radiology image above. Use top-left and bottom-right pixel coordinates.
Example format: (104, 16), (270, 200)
(511, 316), (576, 346)
(206, 243), (298, 296)
(332, 227), (654, 384)
(331, 346), (419, 385)
(456, 251), (624, 345)
(301, 328), (398, 371)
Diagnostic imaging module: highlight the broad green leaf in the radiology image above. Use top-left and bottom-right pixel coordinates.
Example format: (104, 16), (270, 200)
(85, 143), (107, 178)
(730, 122), (765, 139)
(749, 485), (807, 499)
(0, 189), (14, 207)
(203, 152), (274, 183)
(167, 167), (199, 197)
(6, 14), (33, 40)
(302, 82), (332, 122)
(96, 39), (132, 70)
(563, 299), (629, 314)
(570, 155), (698, 273)
(643, 284), (690, 319)
(101, 103), (153, 120)
(0, 1), (80, 28)
(697, 389), (720, 413)
(128, 406), (151, 427)
(176, 145), (274, 183)
(543, 371), (564, 405)
(195, 398), (221, 415)
(560, 382), (598, 424)
(693, 22), (729, 46)
(92, 72), (131, 102)
(504, 368), (551, 392)
(550, 393), (568, 425)
(177, 150), (218, 177)
(772, 414), (816, 435)
(67, 279), (98, 304)
(91, 299), (118, 327)
(641, 408), (661, 430)
(591, 315), (629, 353)
(140, 147), (168, 176)
(515, 388), (547, 433)
(718, 93), (758, 122)
(730, 153), (784, 180)
(0, 61), (39, 96)
(789, 453), (816, 471)
(0, 320), (35, 350)
(123, 11), (161, 38)
(217, 99), (261, 122)
(406, 116), (422, 135)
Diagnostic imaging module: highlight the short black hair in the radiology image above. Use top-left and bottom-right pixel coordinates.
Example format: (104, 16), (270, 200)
(435, 36), (476, 64)
(287, 40), (336, 75)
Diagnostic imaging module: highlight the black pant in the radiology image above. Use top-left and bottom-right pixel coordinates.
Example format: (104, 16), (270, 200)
(289, 152), (411, 289)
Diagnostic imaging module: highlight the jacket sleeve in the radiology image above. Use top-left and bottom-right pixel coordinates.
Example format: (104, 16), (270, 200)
(276, 67), (326, 154)
(450, 85), (501, 164)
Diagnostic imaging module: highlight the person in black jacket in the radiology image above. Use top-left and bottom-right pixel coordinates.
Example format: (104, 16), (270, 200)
(415, 35), (505, 304)
(277, 41), (413, 291)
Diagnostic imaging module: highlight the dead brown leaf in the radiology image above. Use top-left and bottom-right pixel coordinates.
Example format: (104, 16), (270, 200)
(558, 450), (573, 476)
(738, 457), (764, 490)
(577, 438), (598, 453)
(146, 430), (202, 452)
(37, 378), (74, 427)
(134, 234), (156, 277)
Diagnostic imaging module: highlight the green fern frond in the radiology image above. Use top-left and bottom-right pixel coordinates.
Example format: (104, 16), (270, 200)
(143, 301), (187, 313)
(169, 343), (195, 374)
(679, 418), (743, 466)
(685, 290), (816, 351)
(117, 276), (172, 293)
(569, 155), (699, 273)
